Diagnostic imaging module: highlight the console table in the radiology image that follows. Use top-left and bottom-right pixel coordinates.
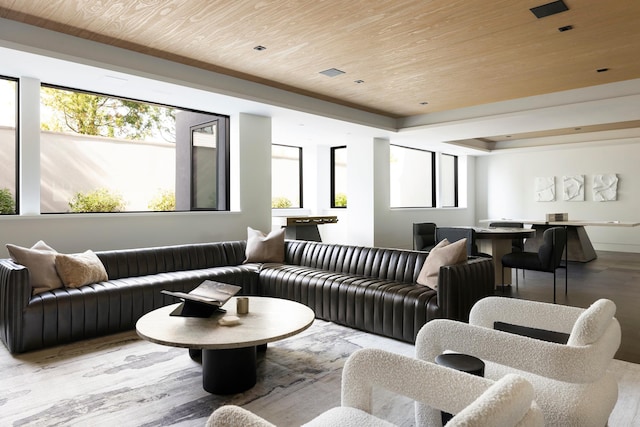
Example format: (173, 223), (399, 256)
(274, 215), (338, 241)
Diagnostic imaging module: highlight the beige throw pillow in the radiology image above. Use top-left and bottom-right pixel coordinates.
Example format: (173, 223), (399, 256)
(417, 238), (468, 290)
(6, 240), (63, 294)
(55, 250), (108, 288)
(244, 227), (285, 263)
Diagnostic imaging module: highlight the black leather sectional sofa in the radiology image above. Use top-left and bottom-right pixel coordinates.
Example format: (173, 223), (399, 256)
(0, 240), (494, 354)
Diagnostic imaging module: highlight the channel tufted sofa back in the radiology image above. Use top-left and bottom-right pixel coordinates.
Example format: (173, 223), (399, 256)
(97, 241), (247, 280)
(288, 241), (428, 283)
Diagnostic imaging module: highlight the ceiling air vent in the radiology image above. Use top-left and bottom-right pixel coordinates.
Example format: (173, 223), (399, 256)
(530, 0), (569, 19)
(319, 68), (346, 77)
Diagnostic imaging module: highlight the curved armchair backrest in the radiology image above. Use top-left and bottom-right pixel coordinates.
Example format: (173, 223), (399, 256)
(537, 227), (566, 270)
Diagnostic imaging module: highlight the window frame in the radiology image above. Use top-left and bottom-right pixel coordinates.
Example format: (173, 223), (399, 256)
(39, 83), (230, 213)
(271, 143), (303, 209)
(440, 153), (459, 208)
(330, 145), (347, 208)
(0, 75), (19, 215)
(389, 144), (436, 208)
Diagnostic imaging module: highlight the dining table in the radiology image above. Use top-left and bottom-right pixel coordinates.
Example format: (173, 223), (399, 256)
(472, 227), (536, 287)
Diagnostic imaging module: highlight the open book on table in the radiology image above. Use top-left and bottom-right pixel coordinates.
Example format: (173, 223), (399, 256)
(162, 280), (241, 308)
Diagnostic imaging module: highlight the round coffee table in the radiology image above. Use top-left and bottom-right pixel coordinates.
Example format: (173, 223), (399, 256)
(135, 296), (315, 394)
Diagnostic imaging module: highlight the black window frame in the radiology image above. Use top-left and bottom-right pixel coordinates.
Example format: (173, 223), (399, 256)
(330, 145), (347, 208)
(271, 143), (303, 209)
(39, 83), (230, 213)
(0, 75), (19, 215)
(441, 153), (459, 208)
(389, 144), (436, 208)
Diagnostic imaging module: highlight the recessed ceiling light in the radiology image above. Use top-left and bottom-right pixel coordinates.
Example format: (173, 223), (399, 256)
(253, 45), (267, 51)
(319, 68), (346, 77)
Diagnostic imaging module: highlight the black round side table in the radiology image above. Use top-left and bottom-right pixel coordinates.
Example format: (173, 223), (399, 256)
(435, 353), (485, 425)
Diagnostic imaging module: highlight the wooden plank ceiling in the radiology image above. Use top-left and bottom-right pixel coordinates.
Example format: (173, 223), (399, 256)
(0, 0), (638, 121)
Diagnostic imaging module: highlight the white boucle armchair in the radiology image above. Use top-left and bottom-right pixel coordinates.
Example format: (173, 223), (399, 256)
(207, 347), (543, 427)
(415, 297), (621, 427)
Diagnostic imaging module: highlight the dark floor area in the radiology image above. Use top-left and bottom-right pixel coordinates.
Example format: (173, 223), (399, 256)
(495, 250), (640, 364)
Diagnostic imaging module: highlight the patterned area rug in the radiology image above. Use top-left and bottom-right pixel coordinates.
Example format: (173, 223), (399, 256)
(1, 320), (639, 426)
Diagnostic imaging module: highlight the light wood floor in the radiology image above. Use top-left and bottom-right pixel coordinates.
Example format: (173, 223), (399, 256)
(497, 250), (640, 364)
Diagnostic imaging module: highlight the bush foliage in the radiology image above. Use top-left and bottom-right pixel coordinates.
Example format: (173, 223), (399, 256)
(69, 188), (126, 212)
(271, 196), (292, 208)
(148, 190), (176, 211)
(0, 188), (15, 214)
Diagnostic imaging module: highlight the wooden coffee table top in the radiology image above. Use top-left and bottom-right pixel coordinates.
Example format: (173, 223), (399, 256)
(136, 296), (315, 350)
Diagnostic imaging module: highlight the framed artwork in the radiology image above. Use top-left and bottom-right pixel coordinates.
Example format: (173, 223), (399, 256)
(593, 174), (618, 201)
(563, 175), (584, 201)
(535, 176), (555, 202)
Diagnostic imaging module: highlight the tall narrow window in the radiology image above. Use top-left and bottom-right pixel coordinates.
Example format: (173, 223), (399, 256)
(389, 145), (435, 208)
(39, 85), (229, 213)
(331, 146), (347, 208)
(271, 144), (302, 208)
(191, 122), (218, 209)
(441, 154), (458, 207)
(0, 76), (17, 214)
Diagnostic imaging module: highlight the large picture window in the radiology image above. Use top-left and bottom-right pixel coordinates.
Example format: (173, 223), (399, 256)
(271, 144), (302, 208)
(39, 85), (229, 213)
(331, 146), (347, 208)
(0, 76), (17, 215)
(389, 145), (435, 208)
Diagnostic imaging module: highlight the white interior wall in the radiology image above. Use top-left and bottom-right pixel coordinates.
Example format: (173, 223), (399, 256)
(476, 138), (640, 252)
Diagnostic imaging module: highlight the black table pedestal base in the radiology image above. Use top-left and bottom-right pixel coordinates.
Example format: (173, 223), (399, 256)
(202, 347), (257, 394)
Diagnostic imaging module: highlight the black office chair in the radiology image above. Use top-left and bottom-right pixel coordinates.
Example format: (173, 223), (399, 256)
(501, 227), (567, 303)
(489, 221), (526, 283)
(435, 227), (490, 258)
(413, 222), (437, 251)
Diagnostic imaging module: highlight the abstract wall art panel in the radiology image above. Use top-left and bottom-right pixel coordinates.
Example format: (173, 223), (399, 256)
(593, 174), (618, 201)
(535, 176), (555, 202)
(563, 175), (584, 201)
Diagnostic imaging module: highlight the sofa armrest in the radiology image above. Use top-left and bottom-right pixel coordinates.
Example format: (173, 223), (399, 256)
(0, 259), (32, 353)
(436, 257), (494, 322)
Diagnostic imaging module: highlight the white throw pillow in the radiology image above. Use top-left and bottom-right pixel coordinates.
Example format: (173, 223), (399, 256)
(244, 227), (285, 263)
(416, 238), (468, 290)
(6, 240), (63, 294)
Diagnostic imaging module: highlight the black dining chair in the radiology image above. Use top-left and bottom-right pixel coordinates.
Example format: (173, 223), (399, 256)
(435, 227), (490, 258)
(413, 222), (437, 251)
(501, 227), (567, 303)
(489, 221), (526, 283)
